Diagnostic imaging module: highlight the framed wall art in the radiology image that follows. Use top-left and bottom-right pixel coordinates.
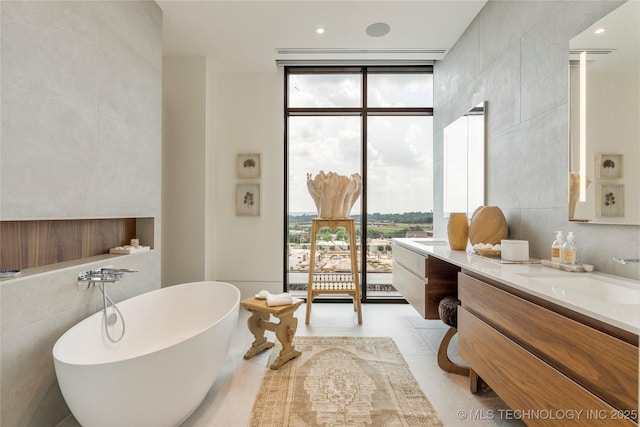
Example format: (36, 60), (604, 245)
(236, 153), (261, 179)
(596, 153), (623, 179)
(235, 183), (260, 216)
(596, 184), (624, 218)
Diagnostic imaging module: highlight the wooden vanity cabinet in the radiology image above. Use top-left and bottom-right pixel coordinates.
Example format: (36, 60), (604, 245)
(392, 244), (460, 319)
(458, 272), (638, 426)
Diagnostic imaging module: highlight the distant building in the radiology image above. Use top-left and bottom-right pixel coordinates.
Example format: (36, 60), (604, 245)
(405, 230), (432, 238)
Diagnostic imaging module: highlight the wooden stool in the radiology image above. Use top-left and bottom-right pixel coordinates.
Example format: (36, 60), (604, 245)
(306, 218), (362, 325)
(240, 297), (303, 369)
(437, 296), (470, 376)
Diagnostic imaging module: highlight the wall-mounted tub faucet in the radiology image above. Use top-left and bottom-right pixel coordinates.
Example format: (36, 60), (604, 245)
(613, 258), (640, 264)
(78, 267), (138, 289)
(77, 266), (138, 343)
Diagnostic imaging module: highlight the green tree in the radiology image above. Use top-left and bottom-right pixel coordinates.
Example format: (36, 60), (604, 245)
(367, 228), (384, 239)
(336, 230), (348, 241)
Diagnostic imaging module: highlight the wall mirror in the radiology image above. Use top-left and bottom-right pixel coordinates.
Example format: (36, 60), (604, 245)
(569, 1), (639, 225)
(443, 101), (486, 217)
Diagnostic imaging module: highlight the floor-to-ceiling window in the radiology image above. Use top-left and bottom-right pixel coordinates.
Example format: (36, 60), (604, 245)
(285, 67), (433, 301)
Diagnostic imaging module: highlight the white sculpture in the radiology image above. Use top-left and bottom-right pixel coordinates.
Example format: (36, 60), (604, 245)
(306, 171), (362, 219)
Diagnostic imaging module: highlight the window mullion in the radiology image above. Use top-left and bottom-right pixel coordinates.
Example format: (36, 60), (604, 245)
(361, 68), (368, 300)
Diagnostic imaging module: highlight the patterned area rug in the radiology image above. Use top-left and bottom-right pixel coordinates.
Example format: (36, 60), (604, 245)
(250, 336), (443, 426)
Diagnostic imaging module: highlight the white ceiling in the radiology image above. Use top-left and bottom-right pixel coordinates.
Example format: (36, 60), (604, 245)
(570, 1), (639, 73)
(158, 1), (487, 72)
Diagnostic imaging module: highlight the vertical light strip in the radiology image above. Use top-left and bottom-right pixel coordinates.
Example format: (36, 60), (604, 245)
(579, 51), (587, 201)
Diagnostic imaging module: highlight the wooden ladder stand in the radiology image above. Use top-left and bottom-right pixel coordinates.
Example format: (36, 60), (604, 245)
(305, 218), (362, 324)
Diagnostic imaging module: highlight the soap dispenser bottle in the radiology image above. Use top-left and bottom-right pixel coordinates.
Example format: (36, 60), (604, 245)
(563, 232), (578, 265)
(551, 231), (565, 263)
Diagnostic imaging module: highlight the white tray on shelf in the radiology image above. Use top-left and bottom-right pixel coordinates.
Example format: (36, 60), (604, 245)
(109, 246), (150, 255)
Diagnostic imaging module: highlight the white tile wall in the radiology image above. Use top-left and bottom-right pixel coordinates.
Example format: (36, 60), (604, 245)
(0, 0), (162, 219)
(434, 0), (638, 280)
(0, 2), (162, 426)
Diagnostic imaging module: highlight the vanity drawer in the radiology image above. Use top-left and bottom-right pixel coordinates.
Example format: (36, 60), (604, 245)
(393, 244), (426, 277)
(458, 308), (636, 427)
(459, 272), (638, 415)
(392, 247), (460, 319)
(392, 261), (427, 318)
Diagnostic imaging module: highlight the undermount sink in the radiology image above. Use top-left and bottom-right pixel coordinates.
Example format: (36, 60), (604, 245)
(518, 272), (640, 305)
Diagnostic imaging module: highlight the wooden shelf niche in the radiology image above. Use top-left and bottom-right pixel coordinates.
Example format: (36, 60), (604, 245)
(0, 217), (154, 271)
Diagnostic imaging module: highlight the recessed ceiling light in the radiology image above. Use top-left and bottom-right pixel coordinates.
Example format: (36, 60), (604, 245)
(316, 28), (325, 35)
(366, 22), (391, 38)
(595, 27), (606, 34)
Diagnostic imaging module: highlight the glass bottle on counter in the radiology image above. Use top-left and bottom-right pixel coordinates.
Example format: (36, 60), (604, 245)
(551, 231), (565, 263)
(563, 232), (579, 265)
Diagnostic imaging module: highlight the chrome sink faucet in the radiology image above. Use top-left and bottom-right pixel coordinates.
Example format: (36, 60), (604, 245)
(613, 258), (640, 264)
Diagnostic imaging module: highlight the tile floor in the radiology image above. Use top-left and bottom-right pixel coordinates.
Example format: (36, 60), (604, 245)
(60, 303), (524, 427)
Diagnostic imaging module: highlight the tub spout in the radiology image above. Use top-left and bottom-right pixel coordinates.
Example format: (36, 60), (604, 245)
(101, 268), (139, 275)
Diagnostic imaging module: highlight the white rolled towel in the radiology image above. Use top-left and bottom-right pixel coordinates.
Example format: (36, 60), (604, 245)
(255, 290), (270, 299)
(266, 292), (293, 307)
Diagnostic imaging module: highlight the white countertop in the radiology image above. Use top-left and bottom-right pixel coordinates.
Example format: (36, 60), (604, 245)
(393, 238), (640, 336)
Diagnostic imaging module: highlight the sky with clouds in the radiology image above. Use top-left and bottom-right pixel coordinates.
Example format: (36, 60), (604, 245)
(288, 72), (434, 215)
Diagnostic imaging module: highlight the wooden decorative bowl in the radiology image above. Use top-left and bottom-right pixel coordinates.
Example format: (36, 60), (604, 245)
(474, 248), (502, 257)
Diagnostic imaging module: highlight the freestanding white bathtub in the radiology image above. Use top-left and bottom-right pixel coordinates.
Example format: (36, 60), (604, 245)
(53, 281), (240, 427)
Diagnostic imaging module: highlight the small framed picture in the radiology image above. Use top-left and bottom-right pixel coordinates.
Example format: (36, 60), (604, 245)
(596, 153), (623, 179)
(235, 183), (260, 216)
(596, 184), (624, 218)
(236, 153), (261, 179)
